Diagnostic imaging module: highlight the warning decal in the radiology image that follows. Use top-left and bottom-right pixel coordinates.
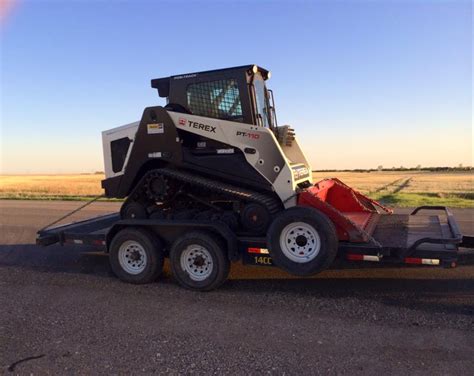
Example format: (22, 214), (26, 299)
(147, 123), (164, 134)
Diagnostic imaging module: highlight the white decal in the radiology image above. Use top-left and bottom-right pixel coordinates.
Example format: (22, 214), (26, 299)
(217, 148), (235, 154)
(173, 74), (197, 80)
(148, 152), (162, 158)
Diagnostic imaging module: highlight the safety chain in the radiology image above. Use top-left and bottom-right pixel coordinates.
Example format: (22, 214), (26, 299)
(39, 195), (105, 232)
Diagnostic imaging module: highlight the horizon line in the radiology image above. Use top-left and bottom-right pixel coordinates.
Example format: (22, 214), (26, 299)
(1, 166), (472, 176)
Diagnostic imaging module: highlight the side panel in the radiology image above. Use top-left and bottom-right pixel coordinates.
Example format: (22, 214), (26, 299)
(167, 112), (309, 204)
(180, 149), (275, 191)
(102, 121), (139, 179)
(168, 112), (285, 183)
(279, 132), (312, 177)
(102, 107), (182, 197)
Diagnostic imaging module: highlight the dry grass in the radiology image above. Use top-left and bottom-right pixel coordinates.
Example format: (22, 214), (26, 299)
(313, 171), (411, 194)
(313, 171), (473, 207)
(0, 171), (472, 206)
(313, 171), (473, 195)
(0, 174), (104, 199)
(400, 172), (473, 194)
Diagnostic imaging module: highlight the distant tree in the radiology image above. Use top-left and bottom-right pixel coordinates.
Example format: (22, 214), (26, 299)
(377, 165), (383, 171)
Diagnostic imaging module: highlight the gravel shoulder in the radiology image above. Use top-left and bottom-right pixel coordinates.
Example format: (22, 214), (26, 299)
(0, 200), (473, 374)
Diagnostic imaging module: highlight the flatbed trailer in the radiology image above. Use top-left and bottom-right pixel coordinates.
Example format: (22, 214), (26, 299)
(37, 205), (474, 290)
(40, 65), (472, 291)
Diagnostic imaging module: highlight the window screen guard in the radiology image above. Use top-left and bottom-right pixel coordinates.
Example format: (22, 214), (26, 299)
(186, 79), (243, 122)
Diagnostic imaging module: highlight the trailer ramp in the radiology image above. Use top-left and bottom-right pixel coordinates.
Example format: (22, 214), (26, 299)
(340, 207), (473, 267)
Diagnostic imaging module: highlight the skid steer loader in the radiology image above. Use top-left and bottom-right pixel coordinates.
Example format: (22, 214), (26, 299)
(37, 65), (474, 291)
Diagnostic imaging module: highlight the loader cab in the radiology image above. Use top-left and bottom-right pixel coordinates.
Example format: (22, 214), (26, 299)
(151, 65), (275, 129)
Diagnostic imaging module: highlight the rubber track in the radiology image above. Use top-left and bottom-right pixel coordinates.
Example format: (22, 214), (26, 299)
(153, 168), (283, 214)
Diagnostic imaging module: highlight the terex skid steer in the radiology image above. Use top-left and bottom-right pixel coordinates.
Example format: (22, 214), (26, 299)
(37, 65), (473, 291)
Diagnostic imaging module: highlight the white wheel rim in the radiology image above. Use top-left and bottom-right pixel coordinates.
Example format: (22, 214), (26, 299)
(279, 222), (321, 263)
(180, 245), (213, 282)
(118, 240), (148, 275)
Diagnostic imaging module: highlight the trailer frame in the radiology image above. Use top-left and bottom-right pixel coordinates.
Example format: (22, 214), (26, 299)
(37, 205), (474, 271)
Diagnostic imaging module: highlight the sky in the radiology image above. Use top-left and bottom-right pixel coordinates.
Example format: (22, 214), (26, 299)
(1, 0), (472, 173)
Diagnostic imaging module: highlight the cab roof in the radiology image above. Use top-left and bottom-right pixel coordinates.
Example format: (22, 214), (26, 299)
(151, 65), (270, 98)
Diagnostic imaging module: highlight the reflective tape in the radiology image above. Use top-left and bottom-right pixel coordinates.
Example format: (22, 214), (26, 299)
(405, 257), (440, 265)
(347, 254), (380, 262)
(247, 247), (269, 254)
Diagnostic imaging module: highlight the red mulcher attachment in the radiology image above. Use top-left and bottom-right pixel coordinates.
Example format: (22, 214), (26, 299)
(298, 178), (392, 242)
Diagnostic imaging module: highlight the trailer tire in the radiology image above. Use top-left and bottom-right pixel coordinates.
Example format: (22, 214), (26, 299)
(109, 228), (164, 284)
(170, 231), (230, 291)
(267, 207), (338, 276)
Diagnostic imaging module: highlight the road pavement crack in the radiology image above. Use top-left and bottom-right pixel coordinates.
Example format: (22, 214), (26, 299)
(7, 354), (45, 372)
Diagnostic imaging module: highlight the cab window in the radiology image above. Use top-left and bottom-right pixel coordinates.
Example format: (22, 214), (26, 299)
(253, 74), (271, 128)
(186, 79), (243, 122)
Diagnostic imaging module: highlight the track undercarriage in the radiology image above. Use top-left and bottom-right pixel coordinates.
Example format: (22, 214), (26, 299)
(120, 168), (283, 235)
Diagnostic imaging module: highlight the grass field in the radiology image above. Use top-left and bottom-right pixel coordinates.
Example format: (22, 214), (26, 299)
(0, 171), (472, 207)
(313, 171), (473, 207)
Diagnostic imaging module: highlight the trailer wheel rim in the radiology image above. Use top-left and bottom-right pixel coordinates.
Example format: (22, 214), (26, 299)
(180, 245), (213, 281)
(279, 222), (321, 263)
(118, 240), (148, 275)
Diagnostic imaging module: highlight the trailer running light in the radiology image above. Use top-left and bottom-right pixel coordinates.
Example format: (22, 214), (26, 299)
(65, 239), (105, 246)
(404, 257), (440, 265)
(346, 254), (381, 262)
(247, 247), (269, 254)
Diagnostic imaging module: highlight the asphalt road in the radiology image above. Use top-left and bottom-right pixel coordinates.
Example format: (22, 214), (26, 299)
(0, 200), (473, 375)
